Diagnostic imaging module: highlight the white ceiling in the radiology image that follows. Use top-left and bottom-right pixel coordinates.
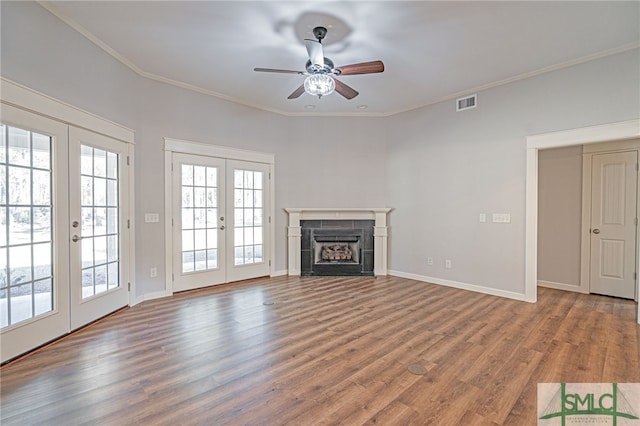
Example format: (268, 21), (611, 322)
(43, 1), (639, 117)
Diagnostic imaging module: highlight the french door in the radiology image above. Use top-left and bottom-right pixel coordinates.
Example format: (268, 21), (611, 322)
(172, 153), (270, 292)
(1, 105), (130, 363)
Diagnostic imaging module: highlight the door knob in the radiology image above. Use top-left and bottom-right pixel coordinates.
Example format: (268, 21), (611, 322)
(72, 235), (84, 242)
(219, 225), (225, 230)
(592, 228), (600, 234)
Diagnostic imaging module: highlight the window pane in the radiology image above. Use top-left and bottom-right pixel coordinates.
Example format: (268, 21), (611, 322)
(195, 250), (207, 271)
(244, 170), (253, 189)
(8, 127), (30, 167)
(93, 149), (106, 177)
(206, 167), (217, 187)
(94, 177), (107, 206)
(234, 170), (243, 188)
(207, 249), (217, 269)
(182, 230), (194, 251)
(254, 171), (263, 189)
(107, 235), (118, 262)
(8, 166), (30, 205)
(182, 251), (194, 273)
(107, 262), (119, 289)
(82, 269), (94, 298)
(181, 165), (193, 185)
(33, 242), (52, 280)
(81, 238), (94, 268)
(107, 180), (118, 206)
(32, 170), (50, 206)
(193, 166), (206, 186)
(10, 284), (32, 324)
(9, 245), (31, 285)
(194, 229), (206, 250)
(106, 152), (118, 179)
(81, 145), (93, 175)
(9, 207), (31, 245)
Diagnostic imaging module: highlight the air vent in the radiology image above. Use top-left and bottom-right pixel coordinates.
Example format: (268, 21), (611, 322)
(456, 94), (477, 112)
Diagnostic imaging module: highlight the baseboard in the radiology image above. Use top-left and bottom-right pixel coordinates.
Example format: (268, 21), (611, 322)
(271, 269), (288, 277)
(388, 270), (532, 302)
(133, 290), (172, 305)
(537, 280), (588, 294)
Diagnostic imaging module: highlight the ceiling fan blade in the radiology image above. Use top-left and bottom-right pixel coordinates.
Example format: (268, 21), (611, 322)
(287, 84), (306, 99)
(336, 60), (385, 75)
(304, 39), (324, 68)
(254, 68), (304, 74)
(334, 78), (359, 100)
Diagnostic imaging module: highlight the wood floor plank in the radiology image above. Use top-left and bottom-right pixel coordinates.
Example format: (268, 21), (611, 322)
(1, 276), (638, 425)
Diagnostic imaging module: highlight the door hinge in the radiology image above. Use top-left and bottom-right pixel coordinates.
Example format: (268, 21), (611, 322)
(635, 218), (638, 226)
(172, 273), (175, 282)
(127, 156), (130, 166)
(634, 272), (637, 281)
(269, 260), (271, 266)
(127, 282), (131, 291)
(269, 216), (271, 223)
(127, 219), (130, 229)
(171, 162), (174, 172)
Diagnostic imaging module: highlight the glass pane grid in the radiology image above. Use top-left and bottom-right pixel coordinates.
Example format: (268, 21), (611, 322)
(1, 124), (54, 329)
(233, 169), (264, 266)
(80, 145), (120, 299)
(181, 164), (219, 273)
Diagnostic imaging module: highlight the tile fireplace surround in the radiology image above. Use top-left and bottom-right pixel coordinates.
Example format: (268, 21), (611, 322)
(285, 208), (392, 276)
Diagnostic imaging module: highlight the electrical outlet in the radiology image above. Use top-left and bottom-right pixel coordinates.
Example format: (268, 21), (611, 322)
(150, 267), (158, 278)
(445, 259), (452, 269)
(427, 257), (434, 265)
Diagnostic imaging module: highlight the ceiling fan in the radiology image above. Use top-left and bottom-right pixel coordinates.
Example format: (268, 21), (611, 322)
(254, 26), (384, 100)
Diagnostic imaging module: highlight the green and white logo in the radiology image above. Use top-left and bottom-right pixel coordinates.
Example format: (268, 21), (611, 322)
(538, 383), (640, 425)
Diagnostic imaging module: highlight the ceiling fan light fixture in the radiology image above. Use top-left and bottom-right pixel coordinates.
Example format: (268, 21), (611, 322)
(304, 74), (335, 98)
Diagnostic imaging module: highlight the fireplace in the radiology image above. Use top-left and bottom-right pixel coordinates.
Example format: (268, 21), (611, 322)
(300, 223), (372, 276)
(285, 208), (391, 277)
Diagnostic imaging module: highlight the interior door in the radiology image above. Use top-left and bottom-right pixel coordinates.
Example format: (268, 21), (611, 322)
(589, 150), (638, 299)
(0, 105), (70, 363)
(172, 155), (270, 292)
(172, 153), (226, 291)
(68, 127), (130, 330)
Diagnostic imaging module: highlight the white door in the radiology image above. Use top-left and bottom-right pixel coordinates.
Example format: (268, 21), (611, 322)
(0, 108), (131, 363)
(68, 127), (130, 329)
(589, 151), (638, 299)
(172, 153), (226, 291)
(172, 155), (270, 292)
(0, 106), (70, 362)
(226, 160), (270, 282)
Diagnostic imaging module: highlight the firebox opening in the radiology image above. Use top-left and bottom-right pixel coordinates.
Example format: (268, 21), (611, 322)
(314, 239), (360, 264)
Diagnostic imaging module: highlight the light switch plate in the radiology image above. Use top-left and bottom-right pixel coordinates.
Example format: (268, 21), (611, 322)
(492, 213), (511, 223)
(145, 213), (160, 223)
(479, 213), (486, 223)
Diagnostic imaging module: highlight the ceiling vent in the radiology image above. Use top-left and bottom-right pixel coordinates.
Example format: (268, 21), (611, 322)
(456, 94), (477, 112)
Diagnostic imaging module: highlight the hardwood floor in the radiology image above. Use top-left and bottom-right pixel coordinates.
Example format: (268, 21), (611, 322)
(1, 276), (638, 425)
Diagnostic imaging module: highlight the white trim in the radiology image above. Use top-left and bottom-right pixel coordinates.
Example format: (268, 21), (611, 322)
(164, 149), (174, 295)
(271, 269), (288, 277)
(527, 119), (640, 150)
(164, 138), (274, 164)
(538, 280), (588, 294)
(1, 78), (134, 143)
(389, 270), (531, 302)
(134, 290), (172, 305)
(36, 1), (639, 117)
(526, 118), (640, 324)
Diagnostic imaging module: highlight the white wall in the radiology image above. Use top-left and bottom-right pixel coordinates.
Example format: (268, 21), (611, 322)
(385, 49), (639, 296)
(537, 146), (583, 287)
(2, 2), (638, 301)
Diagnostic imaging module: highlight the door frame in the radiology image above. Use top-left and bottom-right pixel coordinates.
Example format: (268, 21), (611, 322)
(525, 118), (640, 324)
(580, 141), (640, 298)
(163, 138), (275, 294)
(1, 78), (136, 362)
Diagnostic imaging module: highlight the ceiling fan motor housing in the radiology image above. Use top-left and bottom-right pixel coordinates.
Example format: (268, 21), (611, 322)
(306, 57), (334, 74)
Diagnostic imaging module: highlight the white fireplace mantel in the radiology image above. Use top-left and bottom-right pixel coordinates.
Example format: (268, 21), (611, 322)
(285, 208), (392, 276)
